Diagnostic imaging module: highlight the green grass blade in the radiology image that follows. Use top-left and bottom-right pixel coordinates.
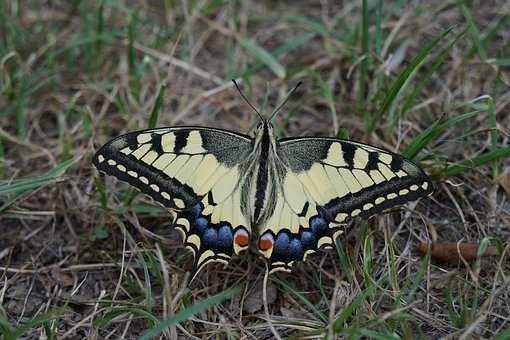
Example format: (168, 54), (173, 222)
(494, 328), (510, 340)
(359, 0), (370, 124)
(333, 282), (377, 332)
(10, 307), (68, 339)
(402, 110), (481, 160)
(240, 32), (315, 79)
(445, 276), (461, 328)
(404, 253), (430, 305)
(148, 84), (165, 129)
(93, 307), (159, 327)
(283, 15), (329, 36)
(336, 127), (349, 139)
(368, 27), (453, 132)
(140, 287), (241, 340)
(95, 0), (105, 54)
(441, 147), (510, 177)
(238, 36), (286, 79)
(309, 70), (338, 134)
(0, 315), (14, 339)
(487, 58), (510, 66)
(400, 28), (466, 117)
(0, 159), (75, 196)
(273, 277), (328, 323)
(458, 0), (488, 62)
(335, 239), (354, 282)
(121, 87), (165, 207)
(488, 96), (498, 178)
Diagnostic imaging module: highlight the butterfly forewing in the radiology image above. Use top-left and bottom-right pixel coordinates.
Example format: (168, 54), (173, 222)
(255, 137), (434, 273)
(93, 127), (253, 278)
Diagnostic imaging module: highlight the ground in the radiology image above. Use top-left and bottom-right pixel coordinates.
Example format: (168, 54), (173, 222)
(1, 0), (509, 339)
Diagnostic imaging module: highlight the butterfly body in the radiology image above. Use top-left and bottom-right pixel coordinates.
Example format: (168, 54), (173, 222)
(94, 118), (433, 278)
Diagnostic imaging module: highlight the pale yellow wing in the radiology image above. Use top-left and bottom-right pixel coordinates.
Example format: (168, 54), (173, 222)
(257, 137), (433, 272)
(93, 127), (253, 279)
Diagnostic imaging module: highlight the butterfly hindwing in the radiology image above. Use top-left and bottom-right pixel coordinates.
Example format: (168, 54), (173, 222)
(257, 137), (434, 272)
(93, 127), (252, 277)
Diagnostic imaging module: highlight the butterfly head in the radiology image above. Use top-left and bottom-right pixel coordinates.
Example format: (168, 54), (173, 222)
(254, 119), (276, 143)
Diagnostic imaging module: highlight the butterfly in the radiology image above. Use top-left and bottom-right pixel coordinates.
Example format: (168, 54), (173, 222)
(93, 83), (433, 280)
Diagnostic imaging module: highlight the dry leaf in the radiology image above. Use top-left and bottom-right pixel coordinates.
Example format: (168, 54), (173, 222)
(243, 280), (277, 314)
(418, 241), (498, 264)
(498, 170), (510, 198)
(51, 268), (75, 287)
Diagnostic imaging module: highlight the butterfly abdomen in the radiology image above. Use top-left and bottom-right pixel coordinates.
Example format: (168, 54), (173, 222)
(253, 125), (270, 222)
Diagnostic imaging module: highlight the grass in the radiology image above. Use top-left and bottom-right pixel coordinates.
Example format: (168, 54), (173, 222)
(1, 1), (509, 338)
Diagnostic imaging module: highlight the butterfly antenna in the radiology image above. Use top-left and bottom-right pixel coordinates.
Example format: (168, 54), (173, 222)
(232, 79), (264, 121)
(269, 81), (303, 122)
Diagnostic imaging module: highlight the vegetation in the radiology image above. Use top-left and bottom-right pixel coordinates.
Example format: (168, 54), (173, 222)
(1, 1), (509, 338)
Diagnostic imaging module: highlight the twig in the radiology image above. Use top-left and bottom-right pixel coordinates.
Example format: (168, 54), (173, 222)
(263, 263), (282, 340)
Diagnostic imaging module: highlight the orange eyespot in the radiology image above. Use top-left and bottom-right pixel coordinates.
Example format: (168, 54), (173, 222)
(234, 229), (249, 247)
(258, 233), (274, 251)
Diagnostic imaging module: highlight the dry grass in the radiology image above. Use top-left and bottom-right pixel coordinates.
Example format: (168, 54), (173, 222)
(1, 1), (509, 338)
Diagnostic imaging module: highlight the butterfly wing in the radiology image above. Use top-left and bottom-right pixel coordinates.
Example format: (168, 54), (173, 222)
(257, 137), (434, 273)
(93, 127), (253, 278)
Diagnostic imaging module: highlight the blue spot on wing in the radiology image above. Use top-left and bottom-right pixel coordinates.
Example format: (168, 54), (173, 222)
(300, 231), (316, 249)
(189, 203), (202, 217)
(217, 225), (233, 251)
(288, 239), (304, 261)
(195, 217), (208, 235)
(272, 232), (290, 259)
(310, 216), (328, 236)
(202, 228), (218, 249)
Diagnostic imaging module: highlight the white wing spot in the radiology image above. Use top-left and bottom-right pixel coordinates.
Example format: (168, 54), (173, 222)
(141, 150), (158, 165)
(187, 234), (201, 248)
(335, 213), (348, 222)
(333, 229), (344, 239)
(378, 163), (396, 180)
(325, 143), (348, 167)
(317, 236), (332, 248)
(139, 176), (149, 185)
(150, 184), (160, 192)
(177, 218), (191, 232)
(369, 170), (386, 184)
(396, 170), (407, 178)
(128, 170), (138, 178)
(107, 159), (116, 166)
(173, 198), (185, 209)
(351, 208), (361, 217)
(410, 184), (419, 191)
(116, 164), (126, 172)
(97, 155), (105, 163)
(152, 153), (177, 171)
(120, 147), (131, 155)
(353, 148), (369, 169)
(338, 168), (362, 193)
(375, 197), (385, 204)
(387, 193), (398, 200)
(363, 203), (373, 211)
(379, 153), (392, 164)
(182, 130), (206, 154)
(353, 169), (374, 188)
(161, 192), (171, 200)
(161, 133), (176, 152)
(131, 144), (151, 159)
(137, 133), (152, 144)
(399, 189), (409, 195)
(422, 182), (429, 190)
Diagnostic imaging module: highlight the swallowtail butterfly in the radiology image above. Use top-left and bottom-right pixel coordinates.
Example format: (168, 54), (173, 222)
(93, 83), (433, 280)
